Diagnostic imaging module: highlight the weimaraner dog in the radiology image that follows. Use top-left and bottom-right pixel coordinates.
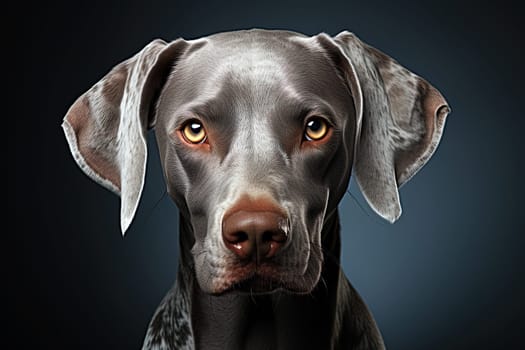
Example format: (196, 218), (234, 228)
(63, 29), (449, 349)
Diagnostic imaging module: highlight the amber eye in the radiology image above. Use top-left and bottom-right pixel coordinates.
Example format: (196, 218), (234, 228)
(304, 117), (329, 141)
(181, 120), (207, 144)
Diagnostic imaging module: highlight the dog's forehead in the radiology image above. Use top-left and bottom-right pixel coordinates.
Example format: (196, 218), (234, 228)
(203, 30), (308, 74)
(198, 29), (310, 69)
(183, 32), (323, 92)
(157, 30), (354, 132)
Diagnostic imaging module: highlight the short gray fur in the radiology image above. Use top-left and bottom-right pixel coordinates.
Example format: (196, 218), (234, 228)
(62, 29), (449, 349)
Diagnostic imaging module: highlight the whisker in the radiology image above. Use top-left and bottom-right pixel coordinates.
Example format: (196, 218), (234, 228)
(345, 188), (389, 226)
(144, 189), (167, 223)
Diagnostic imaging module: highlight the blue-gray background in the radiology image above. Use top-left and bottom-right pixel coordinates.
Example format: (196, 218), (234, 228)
(13, 0), (523, 349)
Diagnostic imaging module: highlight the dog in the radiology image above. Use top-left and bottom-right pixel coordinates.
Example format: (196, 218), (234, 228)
(62, 29), (449, 349)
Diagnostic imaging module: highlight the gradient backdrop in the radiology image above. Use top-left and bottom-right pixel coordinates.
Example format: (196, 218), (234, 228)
(13, 0), (523, 349)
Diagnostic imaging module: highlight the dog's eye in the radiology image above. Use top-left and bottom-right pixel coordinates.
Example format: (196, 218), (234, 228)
(181, 120), (207, 144)
(304, 117), (329, 141)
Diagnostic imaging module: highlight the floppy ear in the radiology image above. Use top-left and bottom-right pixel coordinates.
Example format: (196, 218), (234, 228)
(317, 31), (450, 223)
(62, 38), (189, 234)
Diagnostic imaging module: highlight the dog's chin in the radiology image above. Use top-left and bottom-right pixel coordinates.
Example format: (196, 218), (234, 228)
(206, 266), (320, 296)
(213, 276), (315, 296)
(223, 276), (306, 295)
(199, 248), (324, 295)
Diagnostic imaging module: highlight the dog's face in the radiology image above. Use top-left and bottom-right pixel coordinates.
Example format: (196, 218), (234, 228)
(155, 31), (355, 293)
(62, 29), (449, 295)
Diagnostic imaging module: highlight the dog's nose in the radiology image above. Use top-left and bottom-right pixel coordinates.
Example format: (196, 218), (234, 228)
(222, 206), (288, 262)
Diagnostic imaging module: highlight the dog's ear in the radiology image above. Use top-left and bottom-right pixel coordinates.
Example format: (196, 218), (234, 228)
(317, 31), (450, 223)
(62, 39), (189, 234)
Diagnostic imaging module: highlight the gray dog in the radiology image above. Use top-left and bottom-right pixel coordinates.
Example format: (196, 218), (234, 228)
(63, 29), (449, 350)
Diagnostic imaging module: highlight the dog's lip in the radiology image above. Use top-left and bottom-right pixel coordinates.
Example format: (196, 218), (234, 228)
(212, 268), (313, 296)
(217, 275), (299, 296)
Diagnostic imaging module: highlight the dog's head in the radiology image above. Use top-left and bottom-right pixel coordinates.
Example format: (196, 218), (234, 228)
(63, 29), (449, 294)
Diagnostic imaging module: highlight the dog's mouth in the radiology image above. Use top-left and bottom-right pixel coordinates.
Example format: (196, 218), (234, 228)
(198, 233), (325, 296)
(211, 264), (284, 295)
(210, 261), (316, 296)
(219, 275), (310, 296)
(224, 275), (286, 295)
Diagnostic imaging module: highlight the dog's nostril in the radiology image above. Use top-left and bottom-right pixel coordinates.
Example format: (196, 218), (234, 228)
(261, 231), (273, 242)
(262, 230), (287, 243)
(227, 231), (249, 244)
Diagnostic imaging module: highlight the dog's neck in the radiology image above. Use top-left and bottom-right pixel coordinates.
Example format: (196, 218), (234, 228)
(182, 209), (344, 349)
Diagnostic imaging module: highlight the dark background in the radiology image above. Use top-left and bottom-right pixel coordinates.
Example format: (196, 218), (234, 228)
(12, 0), (523, 349)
